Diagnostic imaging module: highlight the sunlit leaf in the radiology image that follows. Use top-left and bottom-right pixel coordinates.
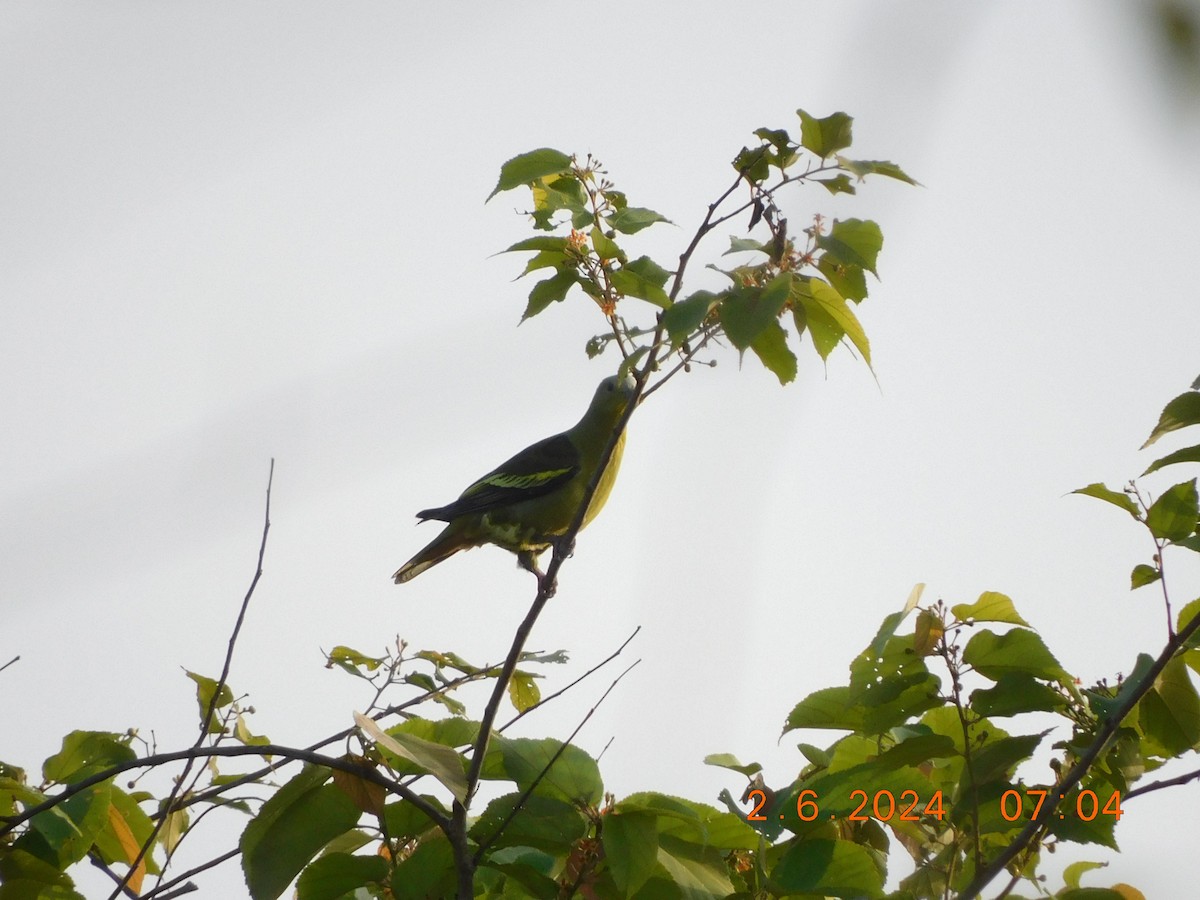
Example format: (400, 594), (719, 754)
(1072, 483), (1140, 517)
(1145, 479), (1198, 541)
(796, 109), (855, 158)
(951, 591), (1031, 627)
(1141, 387), (1200, 448)
(488, 148), (573, 200)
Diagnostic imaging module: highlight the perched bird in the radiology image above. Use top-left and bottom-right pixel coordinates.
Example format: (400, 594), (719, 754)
(393, 374), (637, 584)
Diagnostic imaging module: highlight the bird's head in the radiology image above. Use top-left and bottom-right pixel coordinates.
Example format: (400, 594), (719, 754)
(585, 373), (638, 426)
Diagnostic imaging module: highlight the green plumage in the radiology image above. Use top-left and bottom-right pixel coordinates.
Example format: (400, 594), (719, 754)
(393, 375), (636, 584)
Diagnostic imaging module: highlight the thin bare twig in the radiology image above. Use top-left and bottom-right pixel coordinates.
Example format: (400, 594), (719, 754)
(109, 459), (276, 900)
(499, 627), (641, 731)
(475, 659), (640, 858)
(0, 655), (18, 674)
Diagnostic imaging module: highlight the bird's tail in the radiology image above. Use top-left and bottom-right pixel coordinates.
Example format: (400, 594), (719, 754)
(393, 525), (473, 584)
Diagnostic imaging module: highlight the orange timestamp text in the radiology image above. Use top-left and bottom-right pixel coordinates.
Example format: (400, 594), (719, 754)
(745, 787), (1123, 824)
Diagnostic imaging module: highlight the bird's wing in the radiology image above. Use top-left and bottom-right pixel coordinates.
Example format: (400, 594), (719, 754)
(417, 433), (580, 521)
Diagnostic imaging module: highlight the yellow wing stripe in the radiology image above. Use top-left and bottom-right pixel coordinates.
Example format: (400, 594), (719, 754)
(474, 468), (573, 491)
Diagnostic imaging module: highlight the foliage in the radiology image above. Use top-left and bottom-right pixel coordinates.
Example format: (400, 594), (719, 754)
(2, 109), (1196, 900)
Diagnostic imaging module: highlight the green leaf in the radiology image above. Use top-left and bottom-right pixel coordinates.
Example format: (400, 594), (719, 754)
(725, 236), (769, 256)
(27, 782), (111, 868)
(390, 832), (455, 900)
(1141, 387), (1200, 448)
(608, 206), (672, 234)
(662, 290), (718, 348)
(502, 235), (572, 254)
(754, 126), (794, 150)
(611, 256), (671, 308)
(815, 173), (857, 195)
(962, 629), (1067, 683)
(324, 645), (384, 674)
(603, 811), (658, 895)
(771, 838), (884, 898)
(750, 319), (798, 385)
(240, 765), (362, 900)
(484, 737), (603, 805)
(1144, 443), (1200, 476)
(1145, 479), (1198, 541)
(1072, 483), (1140, 517)
(818, 218), (883, 276)
(653, 839), (736, 897)
(186, 670), (234, 732)
(951, 591), (1031, 627)
(1179, 598), (1200, 646)
(383, 795), (446, 842)
(590, 226), (624, 262)
(470, 793), (588, 852)
(1131, 563), (1162, 589)
(522, 270), (579, 320)
(507, 670), (541, 713)
(1139, 654), (1200, 755)
(793, 277), (871, 367)
(479, 847), (559, 898)
(488, 148), (573, 201)
(817, 253), (868, 302)
(784, 686), (864, 733)
(796, 109), (855, 158)
(295, 853), (388, 900)
(964, 732), (1046, 785)
(1063, 859), (1108, 890)
(42, 731), (135, 783)
(733, 145), (771, 181)
(836, 157), (919, 185)
(356, 712), (468, 804)
(971, 675), (1066, 717)
(0, 848), (86, 898)
(702, 753), (762, 777)
(719, 274), (792, 349)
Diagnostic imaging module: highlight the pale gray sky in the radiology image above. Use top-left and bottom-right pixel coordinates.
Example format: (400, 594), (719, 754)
(3, 2), (1199, 896)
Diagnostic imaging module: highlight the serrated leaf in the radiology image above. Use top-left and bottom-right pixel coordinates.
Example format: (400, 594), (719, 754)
(818, 218), (883, 275)
(1072, 483), (1140, 517)
(796, 108), (855, 158)
(836, 157), (919, 185)
(522, 270), (578, 320)
(1139, 655), (1200, 755)
(355, 712), (468, 804)
(1145, 479), (1198, 541)
(590, 226), (623, 262)
(42, 731), (135, 783)
(484, 737), (603, 806)
(720, 274), (791, 349)
(784, 686), (864, 733)
(240, 765), (362, 900)
(750, 319), (798, 384)
(1131, 563), (1162, 589)
(962, 629), (1067, 683)
(772, 838), (884, 897)
(794, 277), (871, 367)
(488, 148), (573, 201)
(1141, 388), (1200, 448)
(662, 290), (719, 349)
(296, 853), (388, 900)
(502, 235), (571, 254)
(603, 811), (658, 895)
(971, 675), (1065, 717)
(610, 255), (671, 308)
(951, 591), (1031, 626)
(1143, 444), (1200, 476)
(725, 236), (769, 256)
(608, 206), (671, 234)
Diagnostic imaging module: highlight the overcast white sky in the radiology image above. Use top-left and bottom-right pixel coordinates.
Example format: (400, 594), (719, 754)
(3, 2), (1200, 896)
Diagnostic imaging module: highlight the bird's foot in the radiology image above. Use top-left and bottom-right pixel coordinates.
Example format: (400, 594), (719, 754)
(518, 549), (556, 598)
